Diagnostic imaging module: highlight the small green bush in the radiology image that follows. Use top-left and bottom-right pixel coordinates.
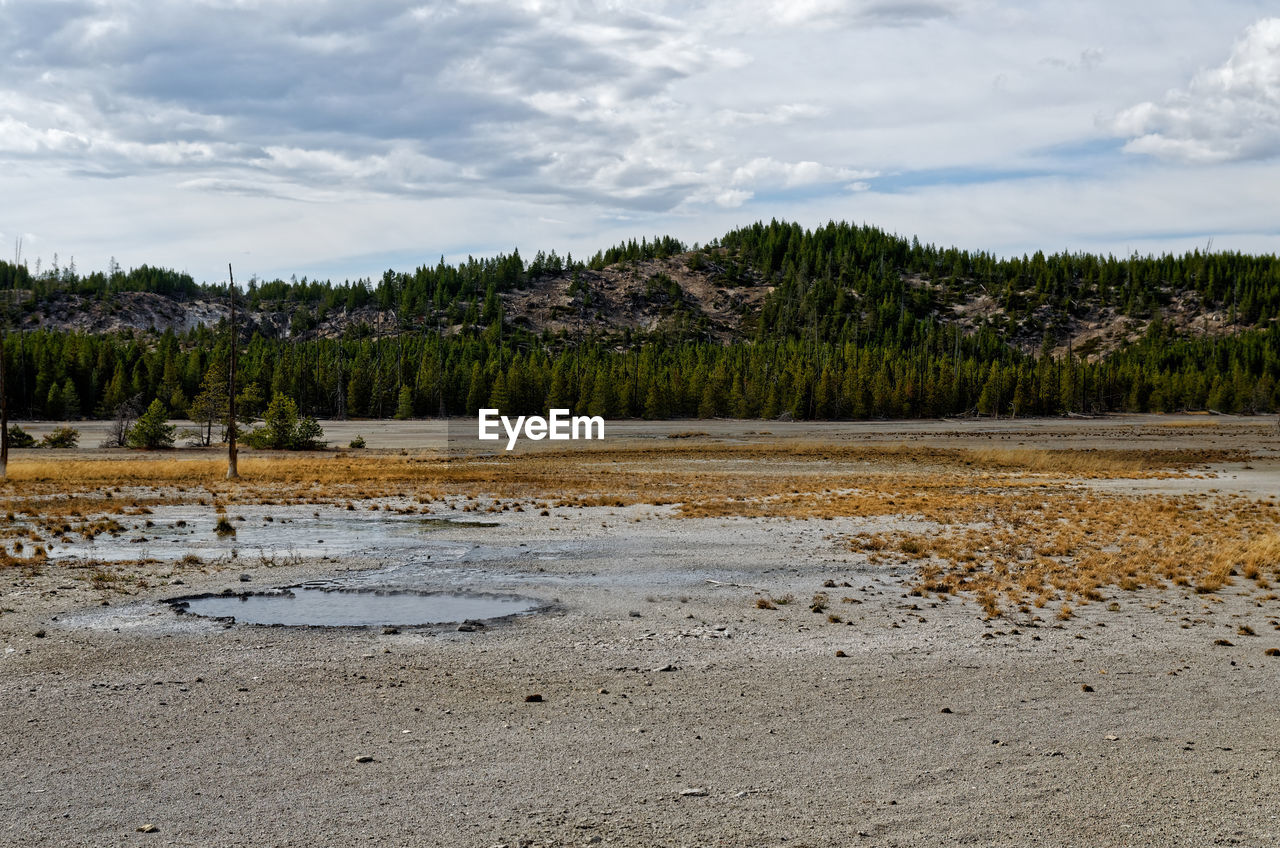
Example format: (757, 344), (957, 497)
(6, 425), (36, 449)
(349, 435), (367, 449)
(40, 426), (80, 449)
(294, 416), (325, 450)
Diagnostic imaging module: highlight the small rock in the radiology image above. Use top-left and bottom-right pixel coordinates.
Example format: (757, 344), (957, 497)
(524, 693), (543, 703)
(628, 611), (641, 618)
(136, 824), (158, 833)
(680, 787), (709, 797)
(1081, 684), (1095, 692)
(652, 664), (678, 673)
(1104, 734), (1119, 741)
(834, 650), (847, 658)
(382, 627), (400, 635)
(939, 707), (952, 714)
(457, 624), (476, 632)
(239, 574), (251, 582)
(1214, 639), (1234, 646)
(354, 755), (374, 763)
(32, 630), (46, 639)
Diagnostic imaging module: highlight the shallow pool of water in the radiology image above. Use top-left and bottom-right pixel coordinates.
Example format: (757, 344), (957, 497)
(170, 587), (540, 627)
(39, 506), (503, 565)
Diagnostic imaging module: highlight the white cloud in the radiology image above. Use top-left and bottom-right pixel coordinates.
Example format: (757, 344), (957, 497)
(765, 0), (955, 28)
(728, 157), (877, 188)
(1115, 17), (1280, 162)
(1, 1), (1277, 281)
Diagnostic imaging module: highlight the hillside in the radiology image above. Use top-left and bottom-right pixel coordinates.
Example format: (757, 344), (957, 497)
(7, 246), (1271, 362)
(13, 253), (772, 346)
(1, 220), (1278, 422)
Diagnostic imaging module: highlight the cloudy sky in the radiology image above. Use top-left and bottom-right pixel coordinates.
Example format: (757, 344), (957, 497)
(2, 0), (1279, 284)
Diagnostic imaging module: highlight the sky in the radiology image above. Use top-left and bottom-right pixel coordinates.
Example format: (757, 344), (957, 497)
(2, 0), (1279, 285)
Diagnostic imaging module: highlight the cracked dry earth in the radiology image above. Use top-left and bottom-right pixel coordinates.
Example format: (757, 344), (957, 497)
(3, 422), (1280, 848)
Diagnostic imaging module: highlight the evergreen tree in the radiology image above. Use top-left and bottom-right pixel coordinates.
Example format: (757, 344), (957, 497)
(294, 415), (325, 449)
(488, 369), (510, 412)
(128, 399), (176, 449)
(547, 360), (573, 410)
(588, 369), (616, 418)
(462, 363), (483, 413)
(45, 382), (65, 420)
(643, 380), (666, 420)
(394, 384), (414, 420)
(188, 364), (228, 446)
(251, 392), (300, 449)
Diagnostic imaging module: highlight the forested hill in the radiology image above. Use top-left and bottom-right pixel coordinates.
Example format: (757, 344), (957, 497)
(2, 220), (1279, 422)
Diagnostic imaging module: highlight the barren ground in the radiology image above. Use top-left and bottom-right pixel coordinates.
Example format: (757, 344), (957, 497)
(2, 415), (1279, 847)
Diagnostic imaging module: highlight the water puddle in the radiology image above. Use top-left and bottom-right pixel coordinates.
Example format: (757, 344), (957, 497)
(169, 587), (541, 628)
(39, 506), (502, 565)
(419, 518), (500, 530)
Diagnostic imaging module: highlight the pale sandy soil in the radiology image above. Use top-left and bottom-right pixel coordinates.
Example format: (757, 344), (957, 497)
(2, 417), (1279, 847)
(13, 410), (1280, 455)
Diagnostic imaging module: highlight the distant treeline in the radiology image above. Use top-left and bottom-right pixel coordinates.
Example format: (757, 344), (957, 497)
(1, 321), (1276, 423)
(1, 219), (1278, 422)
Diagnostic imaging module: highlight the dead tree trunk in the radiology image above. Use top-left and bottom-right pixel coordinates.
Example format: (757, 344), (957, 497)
(1, 324), (8, 481)
(226, 264), (239, 480)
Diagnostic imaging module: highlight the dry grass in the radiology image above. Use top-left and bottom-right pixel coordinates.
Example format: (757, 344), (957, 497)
(0, 440), (1268, 621)
(0, 443), (1241, 490)
(870, 498), (1280, 618)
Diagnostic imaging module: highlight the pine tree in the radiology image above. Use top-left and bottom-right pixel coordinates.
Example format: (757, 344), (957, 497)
(488, 370), (510, 412)
(188, 364), (229, 446)
(464, 363), (486, 414)
(99, 362), (128, 416)
(643, 380), (665, 420)
(45, 382), (65, 420)
(168, 385), (188, 419)
(128, 399), (176, 449)
(395, 384), (414, 420)
(253, 392), (300, 449)
(547, 361), (573, 411)
(62, 378), (81, 421)
(588, 369), (615, 418)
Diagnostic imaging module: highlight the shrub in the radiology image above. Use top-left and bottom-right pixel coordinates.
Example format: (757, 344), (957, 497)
(6, 425), (36, 449)
(349, 435), (367, 449)
(40, 426), (80, 449)
(246, 392), (326, 450)
(248, 393), (299, 450)
(101, 397), (144, 448)
(294, 416), (325, 450)
(127, 399), (176, 449)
